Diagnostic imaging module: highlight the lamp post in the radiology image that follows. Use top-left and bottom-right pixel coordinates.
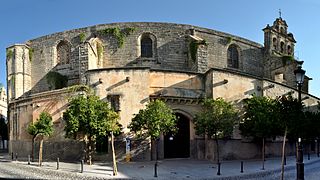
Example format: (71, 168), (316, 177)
(294, 61), (305, 180)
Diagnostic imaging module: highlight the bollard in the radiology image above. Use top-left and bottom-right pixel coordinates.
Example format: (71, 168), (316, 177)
(217, 162), (221, 175)
(80, 160), (84, 173)
(240, 161), (243, 173)
(28, 155), (30, 165)
(11, 152), (13, 160)
(15, 153), (18, 161)
(308, 153), (310, 160)
(57, 158), (59, 170)
(154, 161), (158, 177)
(284, 155), (286, 165)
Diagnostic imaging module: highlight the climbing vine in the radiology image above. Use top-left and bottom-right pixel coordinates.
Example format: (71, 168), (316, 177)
(46, 71), (68, 90)
(226, 36), (233, 44)
(282, 55), (294, 65)
(79, 33), (86, 43)
(11, 75), (15, 87)
(189, 40), (207, 62)
(6, 49), (13, 59)
(29, 48), (34, 62)
(97, 27), (136, 48)
(97, 42), (104, 60)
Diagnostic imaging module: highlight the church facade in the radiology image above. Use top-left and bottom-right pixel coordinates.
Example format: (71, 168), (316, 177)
(6, 18), (320, 161)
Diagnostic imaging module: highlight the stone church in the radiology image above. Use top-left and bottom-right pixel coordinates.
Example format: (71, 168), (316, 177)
(6, 17), (320, 161)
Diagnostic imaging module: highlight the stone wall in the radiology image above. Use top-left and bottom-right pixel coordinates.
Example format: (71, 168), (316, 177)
(10, 22), (264, 95)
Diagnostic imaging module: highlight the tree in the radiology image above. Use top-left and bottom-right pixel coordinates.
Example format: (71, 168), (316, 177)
(194, 98), (238, 165)
(277, 95), (303, 180)
(27, 112), (54, 166)
(0, 115), (8, 149)
(63, 90), (121, 175)
(129, 99), (177, 168)
(239, 95), (281, 170)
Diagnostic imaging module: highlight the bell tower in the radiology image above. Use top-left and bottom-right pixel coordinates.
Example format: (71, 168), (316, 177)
(263, 15), (296, 56)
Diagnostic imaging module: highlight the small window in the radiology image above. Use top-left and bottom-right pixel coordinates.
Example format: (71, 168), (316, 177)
(141, 36), (153, 58)
(227, 45), (239, 69)
(287, 45), (292, 55)
(107, 95), (120, 112)
(57, 41), (71, 65)
(280, 42), (284, 53)
(273, 38), (277, 50)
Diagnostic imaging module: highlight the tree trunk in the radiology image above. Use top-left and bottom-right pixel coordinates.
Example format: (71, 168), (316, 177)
(38, 136), (43, 166)
(88, 135), (92, 165)
(111, 132), (118, 176)
(262, 137), (265, 170)
(281, 127), (288, 180)
(31, 136), (35, 162)
(215, 136), (220, 164)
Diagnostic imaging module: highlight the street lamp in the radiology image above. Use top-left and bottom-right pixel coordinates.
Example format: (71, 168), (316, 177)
(294, 61), (305, 180)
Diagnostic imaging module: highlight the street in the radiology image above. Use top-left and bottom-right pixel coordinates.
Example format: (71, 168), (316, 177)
(0, 153), (320, 180)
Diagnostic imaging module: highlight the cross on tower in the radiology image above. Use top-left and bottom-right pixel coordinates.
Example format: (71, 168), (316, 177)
(279, 9), (282, 18)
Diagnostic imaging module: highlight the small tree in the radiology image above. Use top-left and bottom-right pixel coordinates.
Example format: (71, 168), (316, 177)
(63, 89), (121, 175)
(27, 112), (54, 166)
(0, 115), (8, 149)
(129, 99), (177, 165)
(194, 98), (238, 165)
(240, 95), (281, 170)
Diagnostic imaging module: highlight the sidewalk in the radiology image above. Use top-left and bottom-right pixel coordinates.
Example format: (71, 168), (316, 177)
(4, 153), (320, 179)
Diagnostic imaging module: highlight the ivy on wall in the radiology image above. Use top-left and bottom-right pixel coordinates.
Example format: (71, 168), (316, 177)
(6, 49), (13, 59)
(226, 36), (233, 44)
(97, 42), (104, 60)
(46, 71), (68, 90)
(11, 75), (15, 87)
(79, 33), (86, 43)
(97, 27), (136, 48)
(282, 55), (294, 65)
(189, 40), (207, 62)
(29, 48), (34, 62)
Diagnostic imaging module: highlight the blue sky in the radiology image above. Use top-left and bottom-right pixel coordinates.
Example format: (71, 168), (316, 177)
(0, 0), (319, 97)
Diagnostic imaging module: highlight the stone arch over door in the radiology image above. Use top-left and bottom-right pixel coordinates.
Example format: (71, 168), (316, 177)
(164, 111), (191, 158)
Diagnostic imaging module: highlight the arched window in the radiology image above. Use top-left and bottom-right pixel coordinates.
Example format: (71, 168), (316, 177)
(273, 38), (277, 50)
(57, 41), (71, 65)
(227, 45), (239, 69)
(280, 41), (284, 53)
(141, 36), (153, 58)
(287, 45), (292, 55)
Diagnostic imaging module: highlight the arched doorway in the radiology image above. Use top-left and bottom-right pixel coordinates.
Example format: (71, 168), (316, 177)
(164, 113), (190, 158)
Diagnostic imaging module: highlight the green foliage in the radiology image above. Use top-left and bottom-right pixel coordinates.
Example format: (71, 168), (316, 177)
(226, 37), (233, 44)
(240, 95), (282, 140)
(282, 55), (294, 65)
(6, 49), (13, 59)
(0, 116), (8, 140)
(129, 99), (177, 140)
(27, 112), (54, 137)
(11, 75), (15, 87)
(194, 98), (238, 139)
(63, 94), (121, 139)
(96, 42), (104, 60)
(46, 71), (68, 90)
(97, 27), (136, 48)
(29, 48), (34, 62)
(79, 33), (86, 43)
(189, 40), (207, 62)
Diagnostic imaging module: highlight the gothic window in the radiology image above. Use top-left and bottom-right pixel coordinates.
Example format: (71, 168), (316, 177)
(273, 38), (277, 50)
(107, 95), (120, 112)
(280, 41), (284, 53)
(287, 45), (292, 55)
(57, 41), (71, 65)
(227, 45), (239, 69)
(141, 36), (153, 58)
